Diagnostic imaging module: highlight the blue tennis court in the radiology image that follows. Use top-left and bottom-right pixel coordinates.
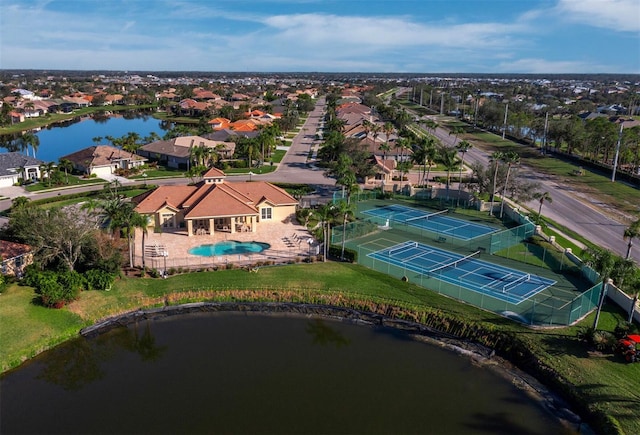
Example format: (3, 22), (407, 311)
(367, 241), (556, 304)
(363, 204), (497, 241)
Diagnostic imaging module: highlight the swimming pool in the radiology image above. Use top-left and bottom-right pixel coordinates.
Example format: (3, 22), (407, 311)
(189, 241), (270, 256)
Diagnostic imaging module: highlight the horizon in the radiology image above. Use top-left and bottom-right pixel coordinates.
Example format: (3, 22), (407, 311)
(2, 0), (638, 74)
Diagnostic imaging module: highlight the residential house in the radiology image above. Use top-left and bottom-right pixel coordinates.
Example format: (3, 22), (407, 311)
(0, 152), (43, 187)
(364, 155), (396, 187)
(138, 136), (235, 169)
(0, 240), (33, 277)
(61, 145), (146, 177)
(133, 168), (298, 237)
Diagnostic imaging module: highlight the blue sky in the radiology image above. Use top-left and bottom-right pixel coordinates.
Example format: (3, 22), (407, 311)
(1, 0), (638, 73)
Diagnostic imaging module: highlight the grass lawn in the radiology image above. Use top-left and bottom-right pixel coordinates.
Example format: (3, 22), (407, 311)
(24, 177), (107, 192)
(224, 165), (277, 175)
(2, 261), (639, 433)
(130, 167), (186, 179)
(271, 149), (286, 163)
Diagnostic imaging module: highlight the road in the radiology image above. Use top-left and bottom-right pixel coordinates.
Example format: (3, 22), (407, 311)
(423, 118), (638, 263)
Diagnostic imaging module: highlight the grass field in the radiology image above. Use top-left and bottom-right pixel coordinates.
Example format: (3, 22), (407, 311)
(1, 262), (639, 433)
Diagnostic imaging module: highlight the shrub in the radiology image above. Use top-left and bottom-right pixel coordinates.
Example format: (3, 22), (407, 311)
(148, 268), (161, 278)
(57, 270), (86, 293)
(328, 245), (358, 262)
(85, 269), (116, 291)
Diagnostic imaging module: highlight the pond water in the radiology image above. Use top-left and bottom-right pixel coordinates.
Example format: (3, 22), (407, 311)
(0, 312), (569, 434)
(2, 112), (167, 163)
(189, 241), (271, 256)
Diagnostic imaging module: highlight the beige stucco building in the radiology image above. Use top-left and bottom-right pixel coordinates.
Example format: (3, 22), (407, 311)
(133, 168), (298, 237)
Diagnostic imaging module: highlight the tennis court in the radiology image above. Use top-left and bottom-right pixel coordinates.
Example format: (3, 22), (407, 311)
(363, 204), (497, 241)
(367, 240), (556, 305)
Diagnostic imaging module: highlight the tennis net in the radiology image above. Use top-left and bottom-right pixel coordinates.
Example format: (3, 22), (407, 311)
(427, 251), (480, 275)
(387, 242), (418, 257)
(502, 274), (531, 292)
(405, 209), (448, 223)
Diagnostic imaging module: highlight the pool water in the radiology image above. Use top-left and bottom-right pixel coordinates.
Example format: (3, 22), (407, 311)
(188, 241), (270, 256)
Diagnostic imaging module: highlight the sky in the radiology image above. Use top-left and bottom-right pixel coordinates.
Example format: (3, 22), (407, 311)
(1, 0), (639, 74)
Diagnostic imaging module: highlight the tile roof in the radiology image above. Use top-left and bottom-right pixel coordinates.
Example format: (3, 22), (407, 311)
(61, 145), (146, 168)
(0, 240), (31, 261)
(134, 185), (200, 213)
(0, 152), (44, 176)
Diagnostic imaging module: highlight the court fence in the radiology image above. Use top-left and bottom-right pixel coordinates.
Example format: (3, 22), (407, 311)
(330, 194), (602, 326)
(354, 240), (601, 326)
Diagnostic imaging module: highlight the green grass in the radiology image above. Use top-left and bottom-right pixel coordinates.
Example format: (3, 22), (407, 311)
(0, 284), (87, 370)
(130, 167), (186, 179)
(24, 177), (107, 192)
(224, 165), (277, 175)
(271, 149), (286, 163)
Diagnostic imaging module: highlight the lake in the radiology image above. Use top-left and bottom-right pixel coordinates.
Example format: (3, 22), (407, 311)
(0, 312), (571, 434)
(2, 113), (167, 163)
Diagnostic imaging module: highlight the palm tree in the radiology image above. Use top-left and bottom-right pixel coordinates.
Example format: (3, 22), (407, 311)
(58, 158), (73, 184)
(499, 151), (520, 218)
(315, 203), (336, 262)
(456, 140), (472, 206)
(623, 218), (640, 260)
(334, 200), (355, 260)
(584, 247), (617, 330)
(92, 136), (103, 146)
(39, 162), (56, 187)
(449, 126), (464, 146)
(534, 191), (552, 222)
(412, 136), (437, 187)
(438, 146), (460, 201)
(488, 151), (504, 216)
(20, 132), (39, 158)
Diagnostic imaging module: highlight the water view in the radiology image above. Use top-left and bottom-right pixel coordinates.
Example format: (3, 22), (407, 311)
(0, 312), (568, 434)
(4, 113), (167, 163)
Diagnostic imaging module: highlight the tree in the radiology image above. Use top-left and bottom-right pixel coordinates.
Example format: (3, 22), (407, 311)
(534, 191), (552, 221)
(334, 200), (355, 260)
(6, 205), (100, 271)
(315, 203), (337, 262)
(411, 135), (437, 187)
(584, 247), (617, 330)
(437, 146), (460, 201)
(623, 219), (640, 260)
(499, 151), (520, 218)
(58, 158), (74, 184)
(39, 162), (56, 187)
(448, 126), (464, 146)
(20, 132), (40, 158)
(488, 151), (504, 216)
(455, 140), (472, 206)
(92, 136), (103, 146)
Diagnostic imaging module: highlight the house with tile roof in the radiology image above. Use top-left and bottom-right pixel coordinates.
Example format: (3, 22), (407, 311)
(133, 168), (298, 237)
(61, 145), (146, 178)
(138, 136), (235, 169)
(0, 152), (44, 187)
(0, 240), (33, 276)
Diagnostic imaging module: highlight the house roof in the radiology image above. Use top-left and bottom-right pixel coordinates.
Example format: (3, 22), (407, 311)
(0, 152), (44, 177)
(134, 185), (200, 213)
(0, 240), (31, 261)
(140, 136), (235, 158)
(61, 145), (146, 169)
(134, 175), (297, 220)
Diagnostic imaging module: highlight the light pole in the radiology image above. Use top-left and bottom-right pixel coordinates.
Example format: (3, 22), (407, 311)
(249, 171), (254, 182)
(307, 238), (313, 262)
(142, 172), (148, 187)
(162, 250), (168, 278)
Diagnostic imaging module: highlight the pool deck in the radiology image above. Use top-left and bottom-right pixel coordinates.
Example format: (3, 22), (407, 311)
(134, 220), (314, 270)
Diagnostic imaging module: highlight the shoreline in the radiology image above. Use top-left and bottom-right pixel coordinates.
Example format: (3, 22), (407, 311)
(80, 301), (592, 434)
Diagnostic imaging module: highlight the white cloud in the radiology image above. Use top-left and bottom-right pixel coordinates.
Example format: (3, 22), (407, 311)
(556, 0), (640, 32)
(496, 58), (611, 74)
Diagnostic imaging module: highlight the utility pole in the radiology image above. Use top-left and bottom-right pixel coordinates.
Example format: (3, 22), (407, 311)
(542, 112), (549, 154)
(440, 93), (444, 115)
(611, 123), (624, 182)
(502, 103), (509, 140)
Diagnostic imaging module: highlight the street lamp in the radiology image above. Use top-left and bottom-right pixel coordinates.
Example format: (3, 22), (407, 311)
(142, 172), (148, 187)
(162, 250), (168, 278)
(249, 171), (254, 182)
(307, 238), (313, 262)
